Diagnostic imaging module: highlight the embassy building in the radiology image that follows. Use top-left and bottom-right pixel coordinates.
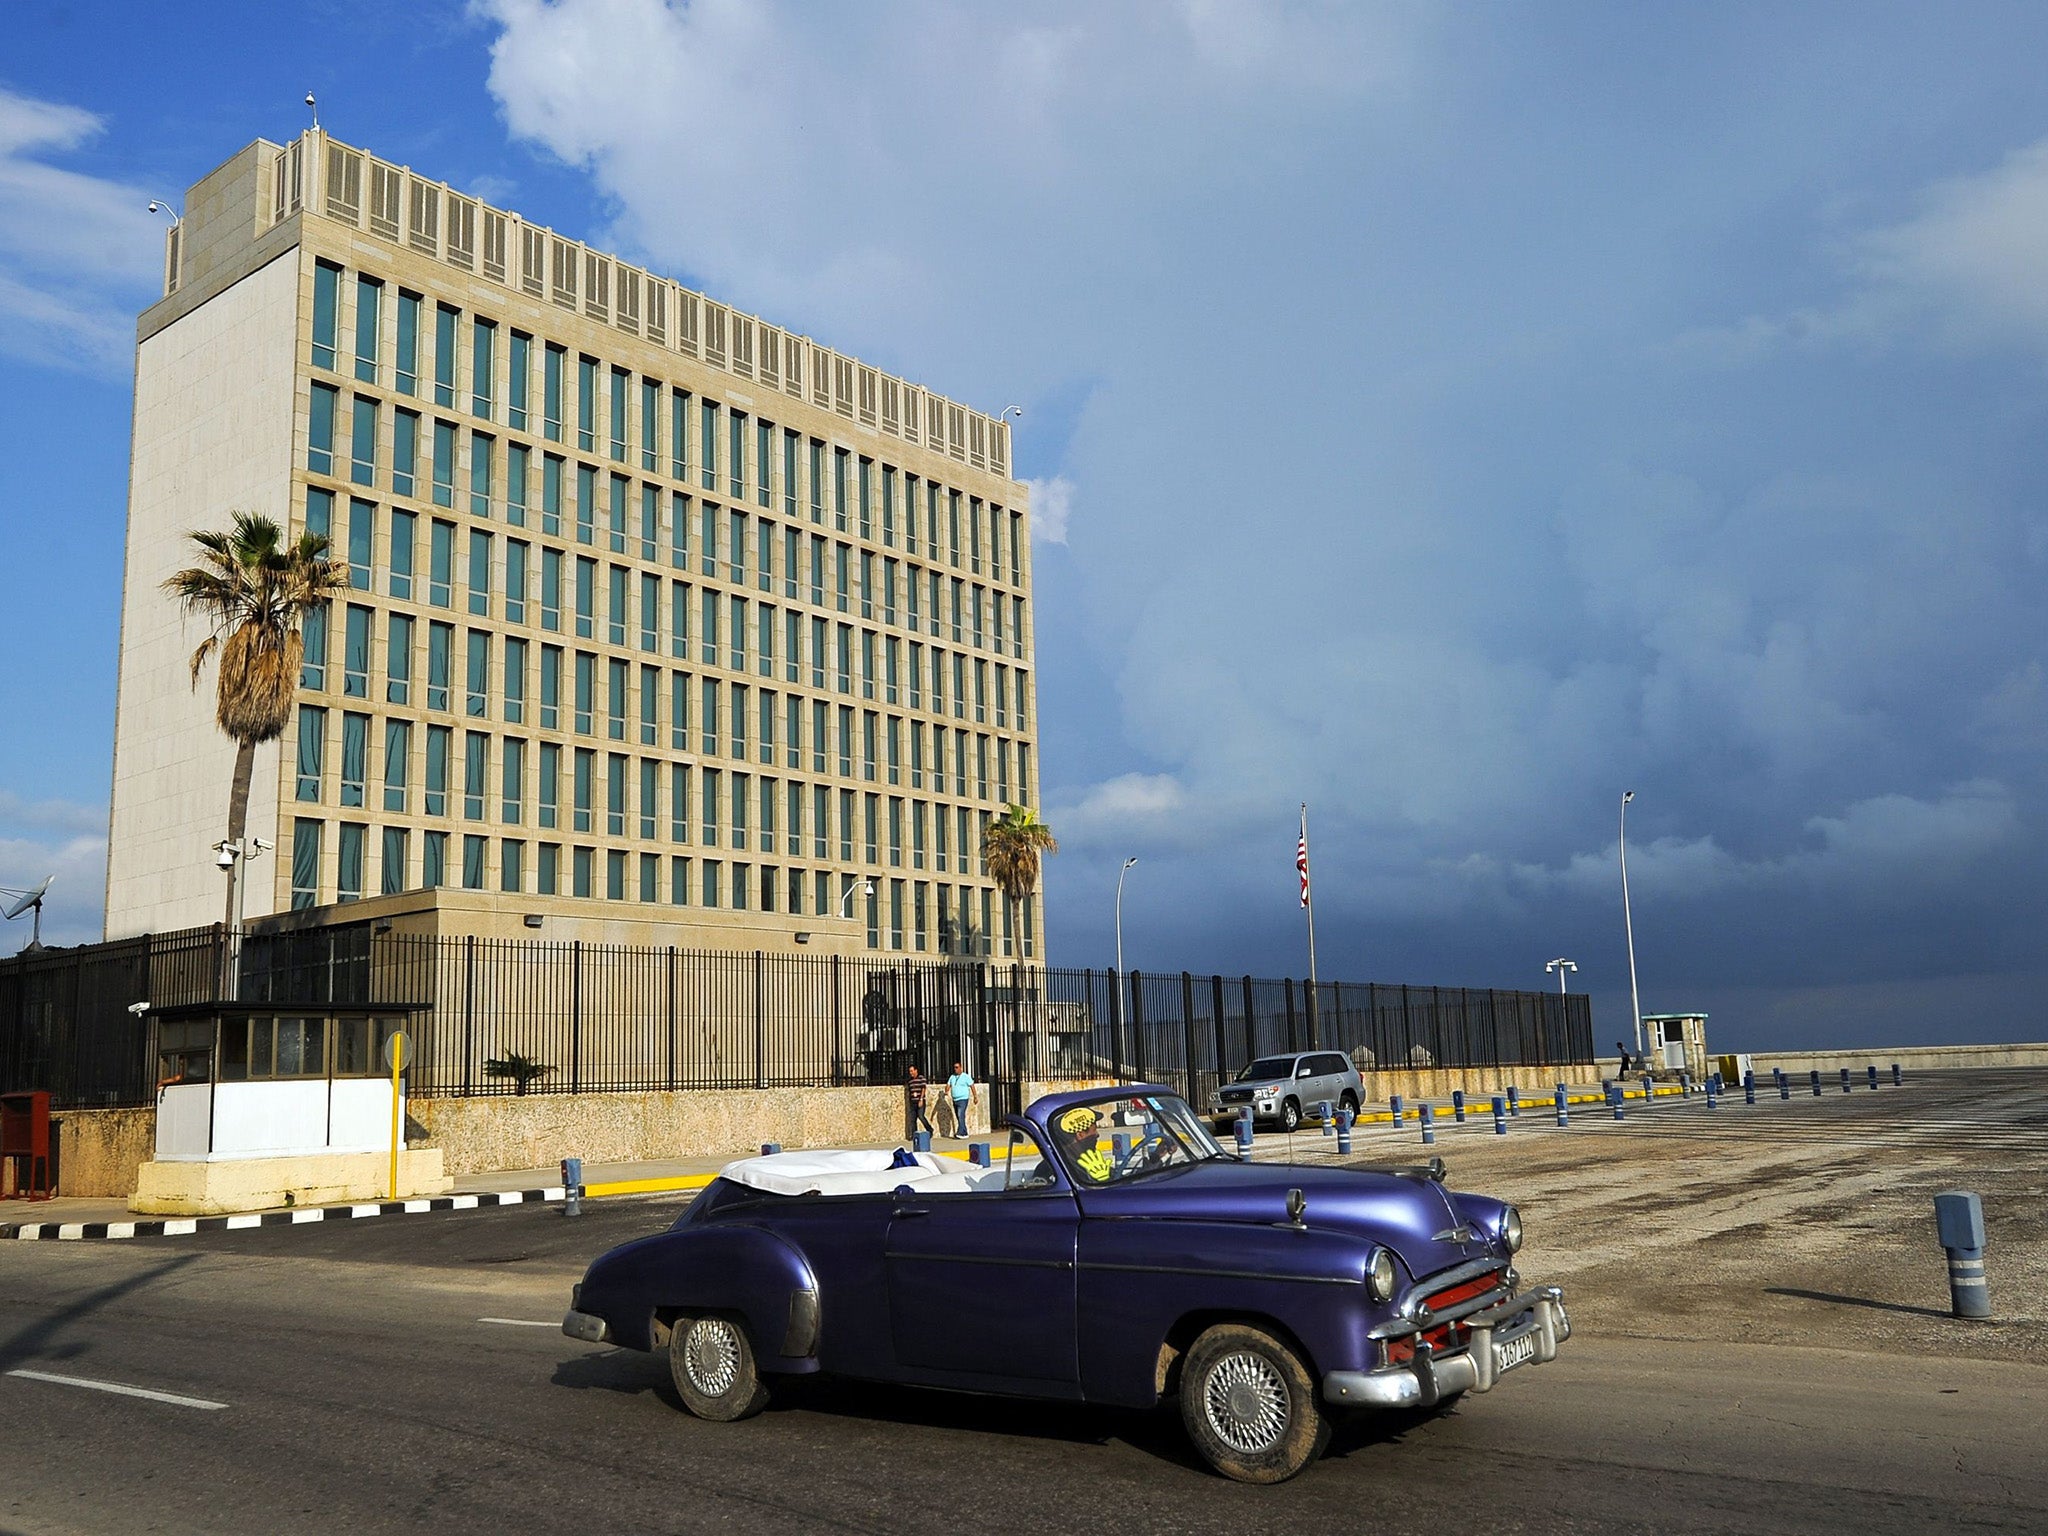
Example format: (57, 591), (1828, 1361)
(105, 130), (1041, 961)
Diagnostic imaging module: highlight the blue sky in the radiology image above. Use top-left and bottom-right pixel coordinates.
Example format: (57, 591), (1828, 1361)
(4, 1), (2047, 1052)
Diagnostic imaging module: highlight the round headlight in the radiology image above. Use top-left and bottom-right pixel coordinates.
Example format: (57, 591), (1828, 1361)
(1367, 1247), (1397, 1302)
(1501, 1205), (1524, 1254)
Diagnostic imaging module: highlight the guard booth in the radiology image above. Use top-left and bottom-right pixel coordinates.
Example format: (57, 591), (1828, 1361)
(1641, 1013), (1709, 1081)
(1, 1090), (53, 1201)
(133, 1001), (451, 1214)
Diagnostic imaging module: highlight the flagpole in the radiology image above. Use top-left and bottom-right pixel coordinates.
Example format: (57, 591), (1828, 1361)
(1301, 804), (1320, 1047)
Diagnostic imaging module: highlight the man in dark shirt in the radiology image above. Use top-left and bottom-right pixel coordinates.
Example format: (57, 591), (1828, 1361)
(906, 1065), (935, 1139)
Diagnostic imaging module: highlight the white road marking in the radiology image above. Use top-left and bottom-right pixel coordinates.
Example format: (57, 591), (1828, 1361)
(450, 1194), (479, 1209)
(8, 1368), (227, 1411)
(224, 1215), (260, 1230)
(163, 1219), (196, 1236)
(477, 1317), (557, 1328)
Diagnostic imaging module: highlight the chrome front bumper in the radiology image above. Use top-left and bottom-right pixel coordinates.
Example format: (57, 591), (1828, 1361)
(1323, 1286), (1570, 1410)
(562, 1308), (610, 1344)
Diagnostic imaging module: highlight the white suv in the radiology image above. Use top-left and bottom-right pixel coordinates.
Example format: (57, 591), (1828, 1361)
(1210, 1051), (1364, 1134)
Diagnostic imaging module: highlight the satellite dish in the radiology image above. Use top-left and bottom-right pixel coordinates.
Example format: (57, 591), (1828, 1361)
(2, 876), (55, 950)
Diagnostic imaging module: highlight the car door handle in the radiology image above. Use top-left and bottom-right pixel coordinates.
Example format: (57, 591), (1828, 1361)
(894, 1206), (930, 1218)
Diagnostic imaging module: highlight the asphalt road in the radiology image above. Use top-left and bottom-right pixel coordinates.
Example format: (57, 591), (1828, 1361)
(2, 1070), (2044, 1534)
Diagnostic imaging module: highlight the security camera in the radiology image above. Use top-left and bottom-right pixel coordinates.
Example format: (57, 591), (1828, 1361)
(305, 92), (316, 108)
(863, 880), (875, 895)
(216, 845), (237, 869)
(148, 200), (163, 214)
(128, 1001), (150, 1017)
(251, 836), (274, 855)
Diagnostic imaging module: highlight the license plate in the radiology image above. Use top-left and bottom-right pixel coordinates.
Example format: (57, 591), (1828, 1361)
(1494, 1329), (1539, 1374)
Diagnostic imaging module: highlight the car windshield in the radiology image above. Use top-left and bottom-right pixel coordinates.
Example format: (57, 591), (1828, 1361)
(1236, 1057), (1297, 1083)
(1048, 1092), (1228, 1186)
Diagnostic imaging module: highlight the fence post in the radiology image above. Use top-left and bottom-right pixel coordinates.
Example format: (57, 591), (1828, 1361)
(1211, 974), (1230, 1091)
(461, 934), (476, 1098)
(830, 953), (844, 1082)
(1306, 976), (1321, 1050)
(1283, 978), (1298, 1052)
(1181, 972), (1199, 1108)
(1108, 967), (1126, 1081)
(754, 951), (767, 1090)
(569, 940), (582, 1095)
(1241, 975), (1257, 1063)
(666, 946), (678, 1092)
(1130, 970), (1149, 1084)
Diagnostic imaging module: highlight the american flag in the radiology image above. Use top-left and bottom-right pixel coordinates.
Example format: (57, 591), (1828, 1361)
(1296, 817), (1311, 909)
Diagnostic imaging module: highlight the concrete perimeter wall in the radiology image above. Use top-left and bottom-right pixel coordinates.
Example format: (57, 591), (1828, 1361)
(43, 1109), (158, 1199)
(1742, 1042), (2048, 1076)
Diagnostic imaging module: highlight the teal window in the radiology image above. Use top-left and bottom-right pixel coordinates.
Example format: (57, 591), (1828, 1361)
(471, 317), (495, 419)
(542, 344), (564, 441)
(834, 449), (849, 532)
(641, 378), (659, 472)
(881, 467), (895, 547)
(608, 568), (629, 648)
(606, 753), (626, 835)
(470, 433), (493, 519)
(429, 520), (453, 607)
(383, 719), (410, 811)
(538, 742), (559, 828)
(729, 410), (745, 500)
(541, 453), (563, 537)
(506, 540), (529, 625)
(395, 292), (420, 396)
(699, 587), (718, 665)
(574, 652), (595, 734)
(335, 823), (364, 909)
(640, 662), (659, 744)
(607, 658), (627, 741)
(671, 762), (690, 839)
(641, 484), (660, 562)
(385, 613), (412, 705)
(432, 420), (456, 507)
(540, 645), (561, 731)
(540, 548), (562, 632)
(290, 818), (322, 909)
(641, 570), (661, 649)
(423, 830), (447, 887)
(756, 517), (773, 593)
(381, 827), (408, 893)
(757, 419), (772, 508)
(640, 852), (657, 902)
(538, 843), (558, 895)
(671, 580), (689, 660)
(311, 260), (340, 371)
(392, 409), (418, 498)
(701, 399), (718, 490)
(701, 677), (719, 756)
(783, 430), (799, 518)
(858, 458), (872, 541)
(426, 622), (453, 713)
(501, 839), (524, 893)
(702, 859), (720, 907)
(464, 732), (487, 820)
(606, 849), (625, 900)
(353, 275), (381, 382)
(610, 366), (629, 459)
(349, 397), (377, 486)
(573, 748), (593, 832)
(729, 509), (747, 585)
(502, 737), (525, 824)
(609, 474), (628, 554)
(701, 767), (720, 845)
(425, 725), (450, 816)
(577, 355), (597, 451)
(295, 706), (326, 801)
(339, 712), (368, 807)
(508, 331), (530, 430)
(466, 628), (490, 717)
(577, 463), (596, 545)
(504, 635), (528, 723)
(784, 526), (799, 600)
(346, 499), (373, 589)
(300, 603), (328, 691)
(809, 440), (825, 524)
(671, 389), (688, 480)
(342, 604), (370, 697)
(699, 502), (717, 576)
(506, 443), (529, 527)
(434, 304), (457, 407)
(671, 672), (690, 752)
(575, 556), (595, 639)
(388, 510), (415, 600)
(462, 834), (486, 890)
(308, 384), (337, 475)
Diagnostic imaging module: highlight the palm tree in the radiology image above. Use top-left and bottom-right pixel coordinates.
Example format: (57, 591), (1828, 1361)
(979, 804), (1059, 963)
(162, 510), (347, 933)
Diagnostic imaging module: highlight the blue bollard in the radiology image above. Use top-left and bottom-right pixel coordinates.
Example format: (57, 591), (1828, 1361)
(1811, 1070), (1823, 1098)
(1336, 1108), (1353, 1156)
(1452, 1089), (1467, 1123)
(1507, 1085), (1521, 1118)
(1491, 1095), (1507, 1135)
(1420, 1103), (1436, 1145)
(1744, 1070), (1756, 1105)
(1892, 1062), (1903, 1086)
(1319, 1099), (1334, 1137)
(1934, 1191), (1991, 1320)
(1778, 1071), (1791, 1101)
(1234, 1112), (1254, 1156)
(560, 1156), (584, 1218)
(1710, 1072), (1723, 1095)
(914, 1129), (931, 1153)
(1867, 1065), (1879, 1091)
(1705, 1077), (1718, 1109)
(1113, 1132), (1132, 1161)
(1554, 1084), (1570, 1127)
(969, 1142), (991, 1167)
(1643, 1074), (1655, 1107)
(1840, 1068), (1852, 1095)
(1773, 1067), (1785, 1094)
(1389, 1094), (1404, 1127)
(1609, 1082), (1625, 1121)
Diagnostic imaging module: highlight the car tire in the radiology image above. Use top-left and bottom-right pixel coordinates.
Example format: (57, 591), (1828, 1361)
(1179, 1322), (1331, 1484)
(1339, 1090), (1359, 1116)
(1280, 1098), (1301, 1133)
(669, 1313), (771, 1422)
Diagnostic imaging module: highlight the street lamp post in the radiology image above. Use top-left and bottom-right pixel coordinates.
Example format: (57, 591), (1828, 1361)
(1114, 857), (1137, 1076)
(1619, 791), (1644, 1061)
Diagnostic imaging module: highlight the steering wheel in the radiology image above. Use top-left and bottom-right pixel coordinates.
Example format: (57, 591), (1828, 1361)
(1125, 1127), (1171, 1171)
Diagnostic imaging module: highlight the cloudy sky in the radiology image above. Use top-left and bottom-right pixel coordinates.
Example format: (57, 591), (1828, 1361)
(4, 1), (2047, 1051)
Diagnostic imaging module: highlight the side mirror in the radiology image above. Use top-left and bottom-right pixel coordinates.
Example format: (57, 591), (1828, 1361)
(1297, 1065), (1314, 1078)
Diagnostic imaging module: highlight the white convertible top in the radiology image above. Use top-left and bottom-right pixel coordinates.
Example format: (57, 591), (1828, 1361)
(719, 1148), (1006, 1197)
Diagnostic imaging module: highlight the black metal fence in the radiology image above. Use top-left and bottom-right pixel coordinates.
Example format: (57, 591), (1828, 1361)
(2, 922), (1592, 1115)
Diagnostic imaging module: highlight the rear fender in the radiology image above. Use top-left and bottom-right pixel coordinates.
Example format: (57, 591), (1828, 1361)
(582, 1223), (820, 1369)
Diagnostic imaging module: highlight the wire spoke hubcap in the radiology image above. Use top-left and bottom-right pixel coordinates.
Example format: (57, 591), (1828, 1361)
(684, 1318), (741, 1398)
(1205, 1351), (1289, 1454)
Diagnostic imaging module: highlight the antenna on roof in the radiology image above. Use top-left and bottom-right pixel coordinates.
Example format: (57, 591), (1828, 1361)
(2, 876), (55, 953)
(306, 92), (319, 131)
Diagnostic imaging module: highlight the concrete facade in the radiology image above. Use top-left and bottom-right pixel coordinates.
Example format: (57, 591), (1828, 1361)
(107, 129), (1042, 967)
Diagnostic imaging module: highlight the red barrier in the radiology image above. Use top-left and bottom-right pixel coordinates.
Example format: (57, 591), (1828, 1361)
(1, 1091), (53, 1200)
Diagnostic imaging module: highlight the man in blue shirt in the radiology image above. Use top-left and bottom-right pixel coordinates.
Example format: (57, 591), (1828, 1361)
(946, 1062), (975, 1137)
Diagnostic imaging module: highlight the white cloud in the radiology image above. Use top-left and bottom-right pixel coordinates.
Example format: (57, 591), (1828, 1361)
(1048, 772), (1189, 851)
(0, 789), (107, 838)
(0, 85), (163, 372)
(1025, 476), (1075, 545)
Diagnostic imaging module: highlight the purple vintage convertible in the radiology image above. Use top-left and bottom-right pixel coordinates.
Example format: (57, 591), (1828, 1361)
(562, 1084), (1570, 1482)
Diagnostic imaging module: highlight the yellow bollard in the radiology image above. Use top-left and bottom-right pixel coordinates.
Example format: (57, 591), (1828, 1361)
(384, 1030), (411, 1201)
